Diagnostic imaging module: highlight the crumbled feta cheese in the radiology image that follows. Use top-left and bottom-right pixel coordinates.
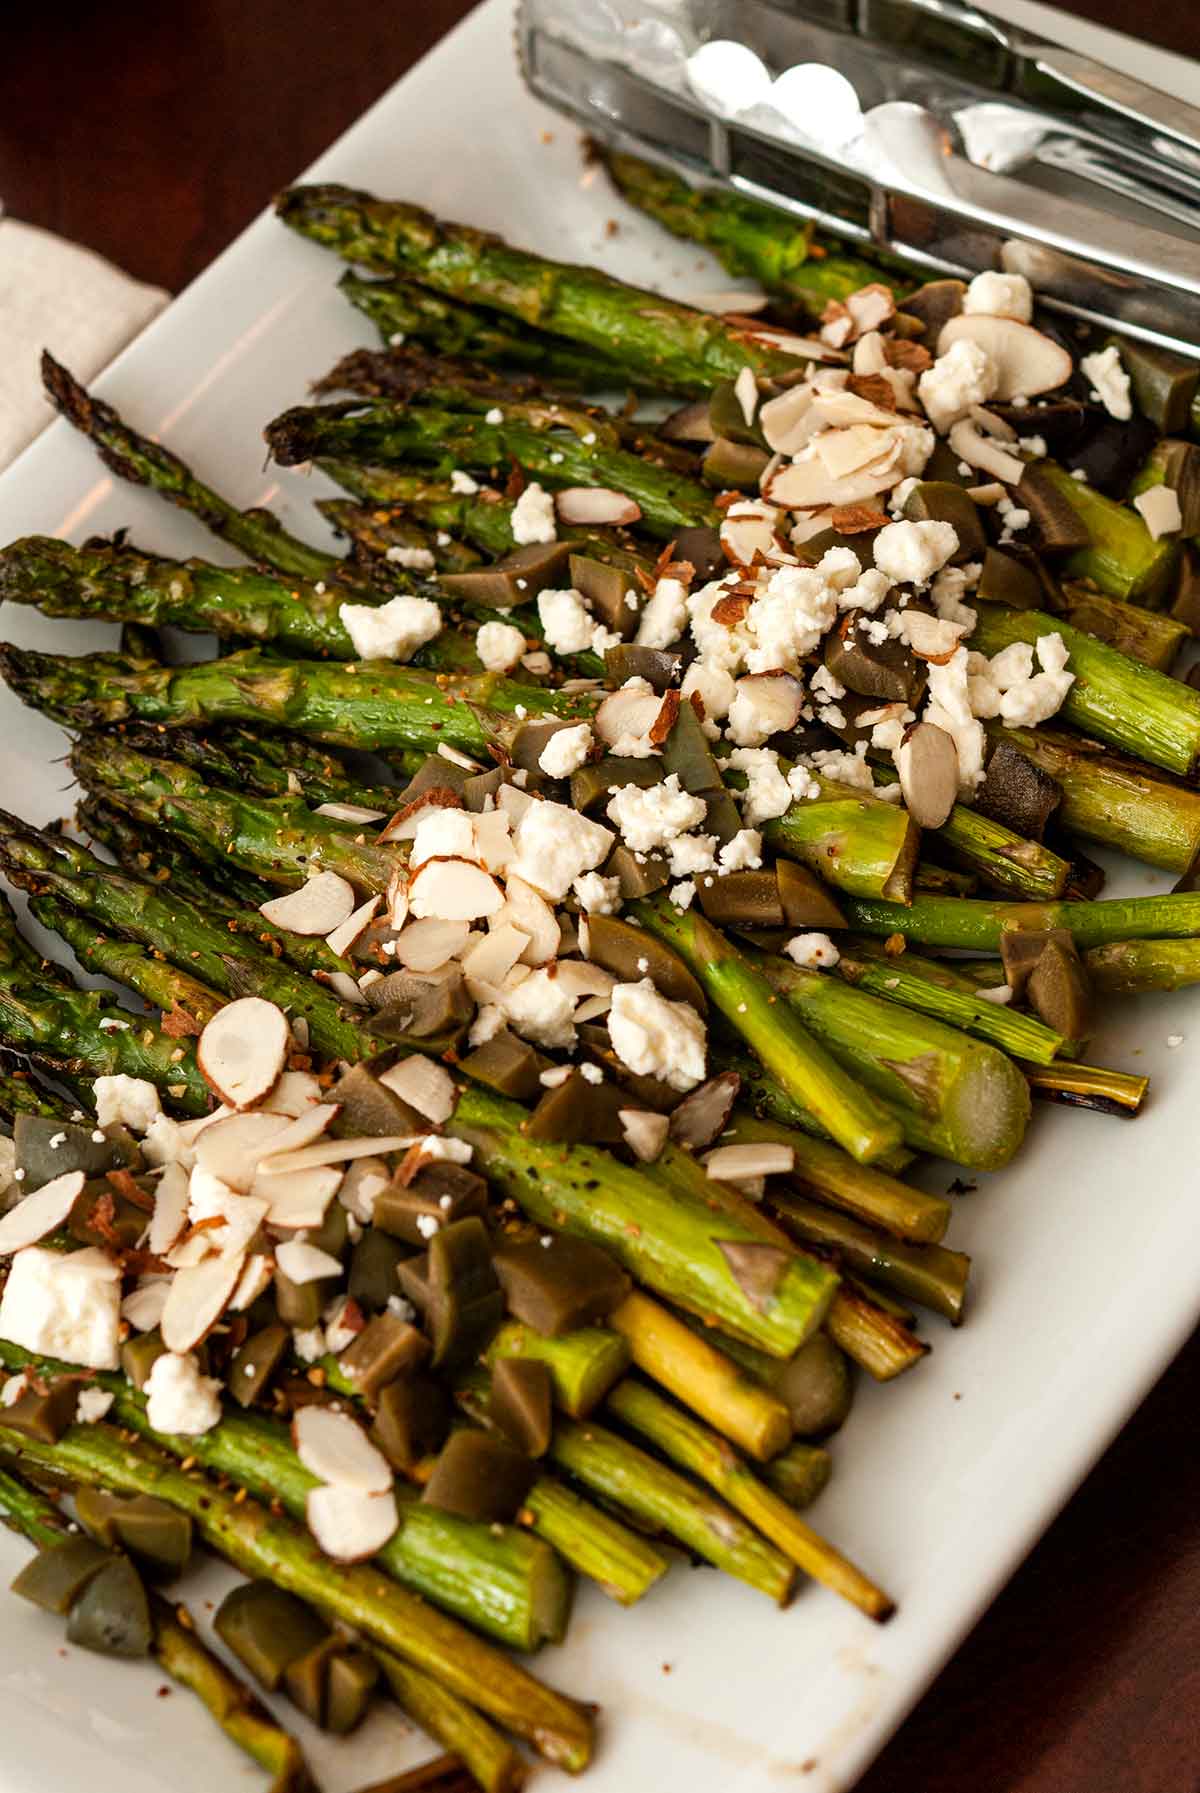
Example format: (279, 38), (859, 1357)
(635, 576), (689, 650)
(930, 561), (981, 628)
(573, 870), (621, 914)
(411, 806), (479, 867)
(579, 1062), (604, 1086)
(670, 881), (696, 909)
(418, 1136), (473, 1166)
(508, 798), (613, 900)
(538, 587), (619, 659)
(0, 1247), (121, 1369)
(450, 469), (480, 494)
(606, 775), (707, 853)
(1017, 435), (1048, 459)
(991, 630), (1074, 726)
(501, 967), (578, 1049)
(384, 544), (436, 572)
(539, 722), (593, 779)
(292, 1325), (326, 1364)
(415, 1213), (440, 1239)
(609, 979), (706, 1093)
(143, 1351), (222, 1435)
(1, 1374), (28, 1408)
(511, 481), (558, 545)
(726, 747), (794, 824)
(339, 593), (442, 662)
(540, 1065), (572, 1089)
(1080, 345), (1131, 421)
(726, 680), (784, 748)
(784, 932), (841, 968)
(468, 1004), (506, 1047)
(475, 620), (527, 673)
(485, 406), (504, 425)
(918, 339), (997, 433)
(718, 828), (763, 871)
(668, 832), (718, 878)
(836, 567), (892, 613)
(923, 648), (987, 791)
(963, 270), (1033, 322)
(809, 746), (875, 792)
(743, 559), (842, 672)
(92, 1074), (161, 1134)
(873, 519), (959, 587)
(76, 1386), (115, 1424)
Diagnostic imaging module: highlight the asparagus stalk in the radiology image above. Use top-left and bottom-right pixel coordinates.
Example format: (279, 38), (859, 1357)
(482, 1321), (630, 1419)
(986, 723), (1200, 874)
(265, 401), (718, 540)
(710, 1046), (915, 1176)
(826, 1286), (929, 1380)
(767, 1187), (970, 1324)
(27, 893), (225, 1030)
(968, 606), (1200, 777)
(631, 900), (904, 1167)
(608, 1291), (793, 1463)
(1022, 1060), (1149, 1116)
(758, 778), (920, 904)
(605, 1378), (894, 1621)
(723, 1110), (950, 1242)
(275, 183), (827, 394)
(339, 269), (631, 387)
(758, 951), (1032, 1168)
(0, 1464), (318, 1793)
(601, 151), (891, 310)
(41, 353), (341, 585)
(840, 889), (1200, 952)
(1055, 581), (1188, 669)
(318, 498), (484, 574)
(0, 643), (589, 759)
(1082, 937), (1200, 993)
(869, 766), (1070, 900)
(109, 722), (401, 813)
(0, 1399), (591, 1771)
(373, 1651), (529, 1793)
(78, 795), (278, 914)
(0, 1060), (69, 1123)
(458, 1375), (795, 1605)
(831, 940), (1066, 1064)
(0, 892), (210, 1113)
(1035, 461), (1179, 604)
(448, 1085), (840, 1358)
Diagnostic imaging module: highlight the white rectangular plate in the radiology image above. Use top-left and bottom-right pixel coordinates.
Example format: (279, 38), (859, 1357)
(0, 3), (1197, 1789)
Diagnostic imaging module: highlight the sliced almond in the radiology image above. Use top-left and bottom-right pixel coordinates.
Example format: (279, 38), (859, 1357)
(161, 1248), (246, 1353)
(264, 1071), (325, 1117)
(937, 314), (1073, 399)
(121, 1280), (171, 1333)
(690, 289), (770, 316)
(197, 997), (290, 1111)
(491, 877), (559, 966)
(764, 443), (901, 510)
(0, 1169), (85, 1254)
(393, 917), (472, 973)
(555, 486), (643, 526)
(1133, 486), (1183, 539)
(896, 721), (960, 828)
(574, 992), (613, 1022)
(251, 1164), (343, 1229)
(294, 1405), (393, 1493)
(948, 418), (1025, 484)
(259, 871), (356, 936)
(669, 1072), (740, 1152)
(386, 869), (410, 931)
(229, 1253), (275, 1311)
(593, 685), (663, 752)
(901, 612), (968, 662)
(378, 1056), (458, 1124)
(472, 810), (513, 875)
(619, 1109), (670, 1163)
(758, 384), (818, 457)
(462, 923), (530, 988)
(377, 789), (463, 845)
(324, 971), (369, 1007)
(814, 422), (897, 480)
(733, 365), (759, 427)
(147, 1161), (190, 1257)
(969, 404), (1018, 443)
(196, 1111), (294, 1192)
(731, 671), (805, 735)
(409, 859), (505, 924)
(251, 1102), (337, 1159)
(846, 283), (896, 336)
(703, 1142), (795, 1180)
(720, 509), (779, 568)
(553, 960), (617, 1000)
(275, 1239), (344, 1285)
(326, 895), (381, 959)
(738, 324), (843, 363)
(306, 1483), (398, 1562)
(313, 802), (388, 823)
(256, 1135), (423, 1176)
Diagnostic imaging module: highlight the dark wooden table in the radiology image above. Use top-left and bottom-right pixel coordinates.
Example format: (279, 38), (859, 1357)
(2, 4), (1198, 1788)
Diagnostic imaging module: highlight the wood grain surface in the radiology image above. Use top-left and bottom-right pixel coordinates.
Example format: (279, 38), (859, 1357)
(1, 5), (1197, 1790)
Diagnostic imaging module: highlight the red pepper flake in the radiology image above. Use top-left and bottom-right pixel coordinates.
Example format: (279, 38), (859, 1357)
(884, 933), (907, 956)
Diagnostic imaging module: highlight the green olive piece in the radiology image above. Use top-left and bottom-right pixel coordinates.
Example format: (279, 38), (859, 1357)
(976, 545), (1050, 609)
(697, 869), (785, 930)
(348, 1227), (411, 1313)
(325, 1648), (380, 1735)
(570, 754), (662, 815)
(214, 1580), (331, 1691)
(776, 859), (848, 931)
(974, 741), (1062, 842)
(576, 1022), (680, 1113)
(121, 1329), (167, 1391)
(661, 698), (726, 797)
(370, 1373), (451, 1471)
(439, 540), (572, 608)
(458, 1027), (548, 1100)
(900, 278), (966, 338)
(509, 718), (584, 774)
(425, 1217), (506, 1370)
(583, 913), (707, 1014)
(771, 1333), (854, 1437)
(0, 1377), (82, 1444)
(1115, 338), (1200, 433)
(284, 1633), (343, 1728)
(11, 1535), (113, 1614)
(374, 1163), (489, 1246)
(1012, 466), (1093, 554)
(66, 1555), (152, 1658)
(274, 1269), (328, 1329)
(525, 1071), (628, 1146)
(603, 842), (671, 899)
(340, 1311), (430, 1402)
(395, 754), (471, 808)
(328, 1062), (426, 1138)
(701, 438), (769, 490)
(13, 1114), (140, 1192)
(490, 1357), (553, 1458)
(794, 526), (878, 572)
(823, 612), (927, 707)
(569, 554), (637, 638)
(75, 1489), (193, 1578)
(1026, 936), (1094, 1044)
(302, 1196), (350, 1261)
(673, 523), (726, 580)
(461, 765), (507, 812)
(491, 1235), (631, 1338)
(67, 1179), (149, 1251)
(601, 645), (686, 693)
(1171, 545), (1200, 634)
(708, 377), (768, 449)
(761, 1441), (834, 1508)
(421, 1430), (537, 1524)
(227, 1321), (290, 1409)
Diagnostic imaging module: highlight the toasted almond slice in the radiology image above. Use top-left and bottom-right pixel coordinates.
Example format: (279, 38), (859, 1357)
(472, 810), (513, 875)
(1133, 486), (1183, 539)
(408, 860), (502, 925)
(703, 1142), (795, 1180)
(901, 613), (968, 662)
(555, 486), (643, 526)
(438, 744), (485, 771)
(197, 997), (290, 1110)
(275, 1239), (344, 1285)
(689, 289), (770, 316)
(937, 314), (1073, 399)
(814, 421), (898, 479)
(251, 1164), (343, 1229)
(379, 1056), (458, 1124)
(259, 871), (356, 936)
(732, 671), (805, 735)
(0, 1169), (85, 1254)
(294, 1405), (393, 1493)
(969, 404), (1019, 443)
(229, 1253), (275, 1312)
(813, 389), (902, 431)
(172, 1106), (233, 1147)
(593, 685), (663, 752)
(521, 651), (553, 677)
(326, 894), (381, 959)
(758, 384), (817, 457)
(264, 1071), (325, 1118)
(147, 1161), (190, 1257)
(393, 916), (472, 972)
(313, 802), (388, 823)
(254, 1103), (337, 1159)
(896, 721), (960, 828)
(574, 992), (613, 1022)
(386, 869), (410, 931)
(618, 1109), (670, 1163)
(196, 1111), (294, 1192)
(492, 876), (559, 966)
(338, 1157), (390, 1224)
(764, 447), (901, 510)
(306, 1483), (398, 1562)
(324, 971), (369, 1007)
(161, 1248), (246, 1353)
(733, 365), (759, 427)
(121, 1280), (171, 1333)
(740, 324), (842, 362)
(553, 960), (618, 1001)
(948, 418), (1025, 484)
(257, 1135), (424, 1176)
(669, 1072), (741, 1152)
(965, 482), (1007, 506)
(377, 789), (464, 845)
(496, 783), (535, 826)
(462, 923), (530, 988)
(720, 510), (778, 568)
(846, 283), (896, 336)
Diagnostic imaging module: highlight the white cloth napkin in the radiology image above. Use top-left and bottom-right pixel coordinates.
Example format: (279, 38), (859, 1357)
(0, 218), (169, 474)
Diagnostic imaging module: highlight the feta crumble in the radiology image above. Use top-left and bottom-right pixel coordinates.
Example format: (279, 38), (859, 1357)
(608, 978), (707, 1092)
(0, 1246), (122, 1369)
(606, 775), (707, 853)
(93, 1074), (161, 1134)
(1080, 345), (1131, 421)
(508, 798), (613, 900)
(538, 722), (593, 779)
(873, 518), (959, 587)
(635, 576), (689, 650)
(784, 932), (841, 968)
(511, 481), (558, 545)
(450, 469), (480, 495)
(146, 1351), (223, 1435)
(918, 338), (997, 433)
(339, 593), (443, 662)
(573, 870), (622, 914)
(384, 544), (436, 572)
(475, 619), (527, 672)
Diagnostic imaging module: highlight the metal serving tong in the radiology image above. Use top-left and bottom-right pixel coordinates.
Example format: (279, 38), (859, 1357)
(516, 0), (1200, 354)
